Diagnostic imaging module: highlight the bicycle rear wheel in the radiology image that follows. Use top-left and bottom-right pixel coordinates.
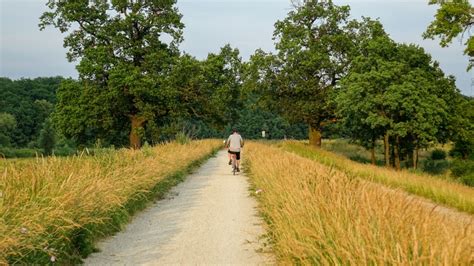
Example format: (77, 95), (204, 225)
(232, 156), (237, 175)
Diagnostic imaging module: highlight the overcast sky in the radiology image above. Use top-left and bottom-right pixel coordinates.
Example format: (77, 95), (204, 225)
(1, 0), (472, 96)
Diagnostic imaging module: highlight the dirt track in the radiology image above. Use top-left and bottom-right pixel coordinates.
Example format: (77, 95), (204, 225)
(85, 150), (272, 265)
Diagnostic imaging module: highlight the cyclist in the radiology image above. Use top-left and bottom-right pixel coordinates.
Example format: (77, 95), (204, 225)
(225, 128), (244, 172)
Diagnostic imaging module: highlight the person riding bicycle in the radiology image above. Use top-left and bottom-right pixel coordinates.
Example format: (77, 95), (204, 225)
(226, 128), (244, 172)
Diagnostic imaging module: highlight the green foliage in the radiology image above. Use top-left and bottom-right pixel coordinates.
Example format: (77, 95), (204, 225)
(175, 131), (191, 145)
(0, 77), (61, 147)
(336, 24), (460, 168)
(0, 113), (17, 147)
(450, 159), (474, 186)
(227, 99), (307, 140)
(165, 45), (245, 130)
(423, 158), (449, 175)
(450, 159), (474, 177)
(431, 149), (447, 160)
(38, 119), (56, 156)
(269, 0), (356, 129)
(335, 25), (395, 150)
(0, 148), (42, 158)
(449, 97), (474, 159)
(424, 0), (473, 70)
(40, 0), (185, 148)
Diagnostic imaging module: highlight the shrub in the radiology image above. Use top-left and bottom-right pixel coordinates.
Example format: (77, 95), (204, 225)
(175, 131), (191, 145)
(423, 158), (449, 175)
(430, 149), (447, 160)
(0, 148), (42, 158)
(450, 159), (474, 186)
(459, 173), (474, 187)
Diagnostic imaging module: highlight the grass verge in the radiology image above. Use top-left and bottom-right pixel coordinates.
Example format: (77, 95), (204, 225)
(280, 141), (474, 215)
(0, 140), (221, 264)
(245, 142), (473, 264)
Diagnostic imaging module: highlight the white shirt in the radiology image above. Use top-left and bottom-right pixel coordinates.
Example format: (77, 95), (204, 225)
(227, 133), (243, 152)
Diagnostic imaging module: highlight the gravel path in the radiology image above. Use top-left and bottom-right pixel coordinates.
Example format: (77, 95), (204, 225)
(85, 150), (272, 265)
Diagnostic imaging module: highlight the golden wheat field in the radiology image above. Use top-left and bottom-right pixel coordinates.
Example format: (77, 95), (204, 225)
(280, 141), (474, 215)
(245, 142), (473, 265)
(0, 140), (221, 264)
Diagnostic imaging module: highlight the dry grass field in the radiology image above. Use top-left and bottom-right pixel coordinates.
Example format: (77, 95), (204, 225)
(245, 142), (473, 265)
(280, 141), (474, 215)
(0, 140), (221, 264)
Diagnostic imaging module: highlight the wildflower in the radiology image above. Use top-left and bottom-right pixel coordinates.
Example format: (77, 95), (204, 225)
(20, 227), (28, 234)
(50, 256), (56, 262)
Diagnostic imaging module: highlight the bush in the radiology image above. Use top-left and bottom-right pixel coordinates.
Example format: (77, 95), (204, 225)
(54, 146), (76, 157)
(175, 131), (191, 145)
(450, 159), (474, 187)
(423, 158), (449, 175)
(459, 173), (474, 187)
(431, 149), (447, 160)
(0, 148), (42, 158)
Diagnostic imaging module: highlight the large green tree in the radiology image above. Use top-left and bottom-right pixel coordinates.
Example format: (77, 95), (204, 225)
(338, 34), (458, 170)
(424, 0), (473, 70)
(40, 0), (184, 148)
(144, 45), (244, 141)
(270, 0), (359, 147)
(201, 45), (244, 127)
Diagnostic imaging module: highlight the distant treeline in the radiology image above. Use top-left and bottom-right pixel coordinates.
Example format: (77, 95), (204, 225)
(0, 77), (61, 148)
(0, 75), (307, 156)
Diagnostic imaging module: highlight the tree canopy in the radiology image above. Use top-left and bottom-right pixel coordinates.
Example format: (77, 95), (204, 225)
(40, 0), (184, 148)
(424, 0), (473, 70)
(252, 0), (358, 147)
(337, 25), (460, 169)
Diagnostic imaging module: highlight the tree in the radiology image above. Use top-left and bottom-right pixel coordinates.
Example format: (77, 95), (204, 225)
(450, 96), (474, 159)
(338, 35), (457, 170)
(38, 118), (56, 156)
(40, 0), (184, 149)
(145, 45), (244, 141)
(53, 79), (128, 147)
(269, 0), (358, 147)
(0, 113), (17, 147)
(424, 0), (473, 70)
(336, 32), (399, 166)
(201, 45), (244, 127)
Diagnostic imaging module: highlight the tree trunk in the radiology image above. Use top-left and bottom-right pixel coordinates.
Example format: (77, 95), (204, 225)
(384, 132), (390, 167)
(309, 125), (322, 148)
(130, 115), (146, 149)
(407, 150), (413, 168)
(370, 137), (376, 165)
(394, 136), (401, 171)
(413, 146), (419, 170)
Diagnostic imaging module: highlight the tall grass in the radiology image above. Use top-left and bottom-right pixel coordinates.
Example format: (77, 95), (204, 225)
(0, 140), (221, 264)
(245, 142), (473, 264)
(280, 141), (474, 214)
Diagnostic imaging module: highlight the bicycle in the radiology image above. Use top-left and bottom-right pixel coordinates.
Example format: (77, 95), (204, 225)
(231, 153), (238, 175)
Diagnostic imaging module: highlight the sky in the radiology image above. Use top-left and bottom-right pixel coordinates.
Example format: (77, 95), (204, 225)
(1, 0), (473, 96)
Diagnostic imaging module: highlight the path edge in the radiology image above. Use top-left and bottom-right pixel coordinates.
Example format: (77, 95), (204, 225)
(70, 146), (222, 264)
